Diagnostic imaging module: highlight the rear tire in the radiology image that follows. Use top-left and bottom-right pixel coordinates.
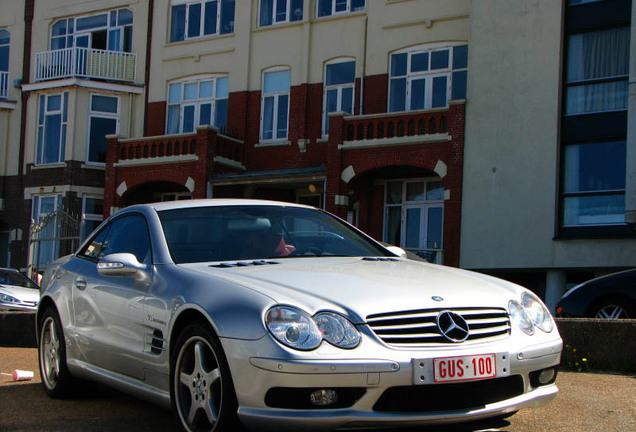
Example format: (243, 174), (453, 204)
(171, 323), (241, 432)
(591, 296), (635, 319)
(38, 307), (77, 398)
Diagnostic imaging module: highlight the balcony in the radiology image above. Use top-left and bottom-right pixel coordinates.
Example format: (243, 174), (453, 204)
(110, 127), (245, 170)
(0, 71), (8, 98)
(34, 47), (136, 83)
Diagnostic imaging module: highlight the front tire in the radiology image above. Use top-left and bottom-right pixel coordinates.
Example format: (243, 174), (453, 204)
(38, 307), (77, 398)
(171, 323), (240, 432)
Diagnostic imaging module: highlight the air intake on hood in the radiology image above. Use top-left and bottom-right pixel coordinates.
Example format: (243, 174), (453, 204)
(210, 260), (281, 268)
(362, 257), (400, 262)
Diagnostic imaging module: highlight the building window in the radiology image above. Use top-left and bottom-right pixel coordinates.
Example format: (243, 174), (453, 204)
(317, 0), (365, 17)
(389, 44), (468, 112)
(167, 76), (229, 134)
(261, 68), (290, 142)
(170, 0), (235, 42)
(31, 194), (63, 269)
(0, 29), (9, 99)
(88, 95), (119, 164)
(323, 59), (355, 136)
(51, 9), (133, 51)
(80, 197), (104, 242)
(37, 93), (68, 165)
(562, 140), (626, 227)
(565, 27), (629, 116)
(384, 179), (444, 262)
(162, 192), (192, 201)
(260, 0), (303, 26)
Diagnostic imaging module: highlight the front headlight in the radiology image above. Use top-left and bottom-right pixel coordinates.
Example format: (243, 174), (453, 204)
(509, 292), (554, 335)
(0, 292), (20, 304)
(266, 306), (361, 350)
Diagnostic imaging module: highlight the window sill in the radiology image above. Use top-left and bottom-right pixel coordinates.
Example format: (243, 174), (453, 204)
(81, 163), (106, 170)
(31, 163), (67, 170)
(256, 140), (291, 148)
(166, 32), (234, 48)
(555, 224), (636, 239)
(255, 21), (305, 32)
(312, 10), (366, 23)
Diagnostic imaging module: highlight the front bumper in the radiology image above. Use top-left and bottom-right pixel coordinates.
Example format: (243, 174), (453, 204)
(222, 334), (562, 431)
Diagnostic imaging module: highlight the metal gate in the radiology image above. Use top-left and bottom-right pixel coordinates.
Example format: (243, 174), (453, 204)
(29, 211), (80, 277)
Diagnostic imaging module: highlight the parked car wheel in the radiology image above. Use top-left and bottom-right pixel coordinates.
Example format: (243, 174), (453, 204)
(171, 323), (240, 432)
(591, 296), (635, 319)
(38, 308), (76, 398)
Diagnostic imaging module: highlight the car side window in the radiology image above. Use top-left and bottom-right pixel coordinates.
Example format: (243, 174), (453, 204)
(80, 214), (152, 264)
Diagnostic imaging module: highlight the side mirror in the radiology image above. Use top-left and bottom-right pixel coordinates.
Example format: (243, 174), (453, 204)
(97, 253), (147, 278)
(385, 245), (407, 258)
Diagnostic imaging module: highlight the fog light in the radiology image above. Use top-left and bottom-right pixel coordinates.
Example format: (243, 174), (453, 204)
(538, 367), (556, 385)
(310, 389), (338, 407)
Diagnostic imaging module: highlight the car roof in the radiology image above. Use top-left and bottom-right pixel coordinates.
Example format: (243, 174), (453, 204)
(125, 199), (315, 213)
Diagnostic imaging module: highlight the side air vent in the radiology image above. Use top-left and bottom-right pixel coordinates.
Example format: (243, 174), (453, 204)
(149, 330), (166, 355)
(210, 260), (281, 268)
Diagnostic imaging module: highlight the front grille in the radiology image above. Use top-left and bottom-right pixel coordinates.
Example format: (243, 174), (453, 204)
(373, 375), (524, 413)
(366, 307), (510, 346)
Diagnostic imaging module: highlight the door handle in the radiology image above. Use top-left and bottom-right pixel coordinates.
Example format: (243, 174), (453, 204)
(75, 278), (87, 290)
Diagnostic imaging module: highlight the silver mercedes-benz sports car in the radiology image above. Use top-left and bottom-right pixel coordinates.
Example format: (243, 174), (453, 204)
(37, 199), (562, 432)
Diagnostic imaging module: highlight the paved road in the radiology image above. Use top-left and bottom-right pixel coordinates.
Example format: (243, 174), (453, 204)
(0, 348), (634, 432)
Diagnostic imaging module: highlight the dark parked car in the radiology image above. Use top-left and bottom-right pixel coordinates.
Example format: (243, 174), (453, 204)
(556, 269), (636, 319)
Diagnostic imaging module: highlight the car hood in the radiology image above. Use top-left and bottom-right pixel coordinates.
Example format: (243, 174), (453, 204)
(183, 257), (524, 322)
(0, 284), (40, 302)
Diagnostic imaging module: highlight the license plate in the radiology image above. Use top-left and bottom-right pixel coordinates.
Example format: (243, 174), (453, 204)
(433, 354), (497, 383)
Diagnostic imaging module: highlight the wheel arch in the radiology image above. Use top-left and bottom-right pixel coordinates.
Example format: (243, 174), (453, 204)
(585, 293), (636, 318)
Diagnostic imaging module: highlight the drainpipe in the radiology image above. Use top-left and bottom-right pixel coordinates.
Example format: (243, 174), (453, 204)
(359, 16), (368, 115)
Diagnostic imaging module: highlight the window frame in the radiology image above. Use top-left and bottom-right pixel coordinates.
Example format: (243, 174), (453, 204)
(170, 0), (235, 42)
(166, 75), (229, 134)
(260, 67), (291, 143)
(31, 194), (63, 268)
(259, 0), (304, 27)
(0, 29), (9, 99)
(86, 93), (120, 165)
(388, 43), (468, 112)
(50, 9), (133, 52)
(322, 58), (356, 137)
(317, 0), (365, 18)
(36, 92), (68, 166)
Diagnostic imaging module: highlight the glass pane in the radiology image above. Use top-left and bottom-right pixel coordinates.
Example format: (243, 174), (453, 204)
(352, 0), (365, 11)
(324, 89), (338, 134)
(563, 194), (625, 226)
(567, 27), (629, 82)
(341, 87), (353, 114)
(391, 53), (407, 77)
(564, 141), (626, 193)
(39, 95), (45, 124)
(84, 197), (104, 215)
(47, 95), (61, 112)
(410, 78), (425, 110)
(432, 76), (447, 108)
(386, 181), (402, 204)
(264, 69), (290, 93)
(88, 117), (117, 163)
(426, 181), (444, 201)
(216, 77), (229, 98)
(184, 82), (198, 100)
(326, 61), (355, 86)
(260, 0), (273, 26)
(169, 83), (181, 103)
(0, 29), (9, 45)
(453, 45), (468, 69)
(431, 50), (449, 70)
(405, 208), (421, 249)
(91, 95), (118, 113)
(384, 206), (401, 245)
(0, 46), (7, 71)
(215, 99), (228, 129)
(108, 28), (121, 51)
(276, 94), (289, 138)
(427, 207), (443, 249)
(76, 14), (108, 31)
(389, 78), (406, 112)
(167, 105), (180, 133)
(44, 114), (62, 163)
(565, 80), (628, 115)
(199, 103), (212, 125)
(411, 53), (429, 73)
(290, 0), (303, 21)
(52, 20), (68, 37)
(452, 70), (467, 100)
(188, 3), (202, 38)
(118, 9), (133, 25)
(276, 0), (287, 22)
(171, 5), (186, 41)
(318, 0), (332, 17)
(200, 80), (214, 98)
(183, 105), (195, 132)
(220, 0), (235, 34)
(262, 96), (274, 139)
(406, 183), (424, 201)
(335, 0), (347, 12)
(204, 1), (218, 35)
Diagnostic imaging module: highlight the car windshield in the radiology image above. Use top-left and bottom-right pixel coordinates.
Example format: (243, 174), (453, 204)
(0, 270), (39, 289)
(158, 205), (391, 264)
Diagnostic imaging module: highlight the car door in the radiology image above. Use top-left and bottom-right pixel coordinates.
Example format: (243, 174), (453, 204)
(71, 213), (152, 380)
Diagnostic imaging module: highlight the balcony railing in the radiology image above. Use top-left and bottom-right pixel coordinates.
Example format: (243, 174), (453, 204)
(343, 109), (449, 144)
(0, 71), (8, 98)
(34, 47), (136, 83)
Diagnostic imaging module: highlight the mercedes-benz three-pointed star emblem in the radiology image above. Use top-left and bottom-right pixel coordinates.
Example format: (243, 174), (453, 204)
(436, 311), (470, 342)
